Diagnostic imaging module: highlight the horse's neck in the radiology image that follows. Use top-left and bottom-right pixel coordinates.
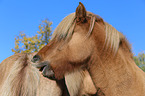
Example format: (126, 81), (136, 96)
(88, 49), (145, 96)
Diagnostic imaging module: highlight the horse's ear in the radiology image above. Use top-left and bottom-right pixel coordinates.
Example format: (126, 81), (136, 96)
(75, 2), (87, 23)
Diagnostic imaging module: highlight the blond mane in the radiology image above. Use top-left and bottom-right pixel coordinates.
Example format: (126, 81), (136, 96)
(0, 54), (40, 96)
(51, 12), (130, 55)
(104, 22), (125, 54)
(52, 13), (76, 41)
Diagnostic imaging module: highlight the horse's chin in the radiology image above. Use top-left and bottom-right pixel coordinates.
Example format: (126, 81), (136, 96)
(41, 65), (56, 80)
(32, 60), (56, 80)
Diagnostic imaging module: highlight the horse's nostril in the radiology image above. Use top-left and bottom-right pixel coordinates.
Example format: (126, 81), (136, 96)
(32, 55), (40, 63)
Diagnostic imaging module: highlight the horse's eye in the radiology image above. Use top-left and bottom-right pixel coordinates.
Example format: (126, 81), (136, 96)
(32, 55), (40, 63)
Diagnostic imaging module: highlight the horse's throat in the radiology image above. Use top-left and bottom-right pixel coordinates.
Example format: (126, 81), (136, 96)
(88, 53), (141, 96)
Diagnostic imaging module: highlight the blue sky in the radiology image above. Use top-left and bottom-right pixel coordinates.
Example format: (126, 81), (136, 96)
(0, 0), (145, 62)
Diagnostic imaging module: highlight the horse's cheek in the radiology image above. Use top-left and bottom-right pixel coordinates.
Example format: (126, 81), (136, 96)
(68, 42), (92, 62)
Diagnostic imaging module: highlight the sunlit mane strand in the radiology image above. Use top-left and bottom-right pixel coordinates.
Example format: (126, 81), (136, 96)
(51, 13), (76, 41)
(105, 22), (124, 54)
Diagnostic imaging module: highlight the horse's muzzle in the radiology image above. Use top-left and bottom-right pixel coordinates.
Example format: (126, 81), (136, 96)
(34, 61), (55, 80)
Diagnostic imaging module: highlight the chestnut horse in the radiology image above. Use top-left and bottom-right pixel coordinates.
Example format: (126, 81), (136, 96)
(32, 2), (145, 96)
(0, 53), (99, 96)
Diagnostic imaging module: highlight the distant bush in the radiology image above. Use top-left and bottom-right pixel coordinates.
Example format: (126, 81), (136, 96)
(134, 52), (145, 72)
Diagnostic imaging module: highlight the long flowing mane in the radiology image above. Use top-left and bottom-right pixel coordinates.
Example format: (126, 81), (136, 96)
(0, 53), (40, 96)
(51, 12), (131, 55)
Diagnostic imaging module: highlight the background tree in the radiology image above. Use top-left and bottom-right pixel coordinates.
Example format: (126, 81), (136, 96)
(12, 19), (52, 53)
(134, 52), (145, 72)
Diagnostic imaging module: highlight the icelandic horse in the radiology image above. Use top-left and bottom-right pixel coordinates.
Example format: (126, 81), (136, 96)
(32, 2), (145, 96)
(0, 53), (63, 96)
(0, 53), (99, 96)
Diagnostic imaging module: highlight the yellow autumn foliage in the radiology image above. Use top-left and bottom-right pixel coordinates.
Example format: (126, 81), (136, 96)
(12, 19), (52, 54)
